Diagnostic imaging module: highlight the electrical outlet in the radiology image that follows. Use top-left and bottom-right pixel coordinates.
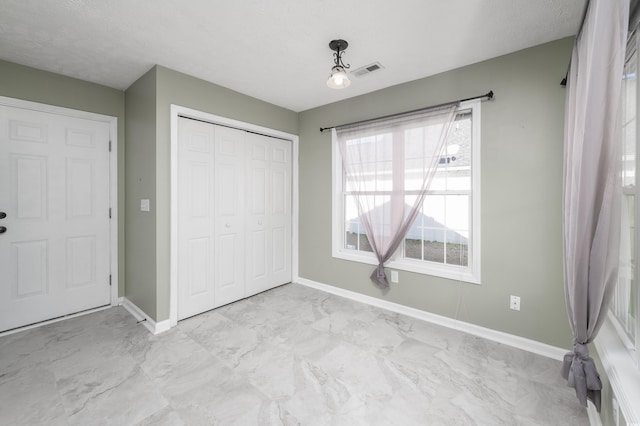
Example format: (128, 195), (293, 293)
(510, 295), (521, 311)
(140, 199), (150, 212)
(391, 270), (399, 283)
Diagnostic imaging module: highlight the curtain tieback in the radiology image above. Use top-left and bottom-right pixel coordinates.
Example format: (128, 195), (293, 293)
(560, 341), (602, 411)
(370, 263), (390, 289)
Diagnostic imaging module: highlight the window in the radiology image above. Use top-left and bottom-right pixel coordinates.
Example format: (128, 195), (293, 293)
(332, 99), (481, 283)
(611, 31), (640, 357)
(593, 23), (640, 426)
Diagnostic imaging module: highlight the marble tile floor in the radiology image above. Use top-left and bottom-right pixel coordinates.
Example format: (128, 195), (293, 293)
(0, 283), (588, 425)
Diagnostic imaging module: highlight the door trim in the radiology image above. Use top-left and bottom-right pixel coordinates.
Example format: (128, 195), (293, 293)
(0, 95), (119, 310)
(170, 104), (299, 328)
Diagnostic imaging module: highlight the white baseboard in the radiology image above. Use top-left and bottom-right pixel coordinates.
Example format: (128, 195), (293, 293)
(295, 277), (568, 361)
(121, 298), (171, 335)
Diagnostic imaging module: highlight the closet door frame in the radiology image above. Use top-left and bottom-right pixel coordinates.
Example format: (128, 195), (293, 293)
(169, 104), (299, 328)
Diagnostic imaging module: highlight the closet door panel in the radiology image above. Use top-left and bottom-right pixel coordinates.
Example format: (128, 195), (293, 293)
(177, 118), (216, 320)
(214, 126), (245, 307)
(178, 118), (292, 319)
(269, 139), (292, 286)
(245, 134), (270, 295)
(245, 134), (292, 296)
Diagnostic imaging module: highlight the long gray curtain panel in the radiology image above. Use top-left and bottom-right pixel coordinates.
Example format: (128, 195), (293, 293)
(561, 0), (629, 412)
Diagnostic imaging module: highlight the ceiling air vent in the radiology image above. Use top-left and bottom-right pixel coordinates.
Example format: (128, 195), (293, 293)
(351, 62), (385, 78)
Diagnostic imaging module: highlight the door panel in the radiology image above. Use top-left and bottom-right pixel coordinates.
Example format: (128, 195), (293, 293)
(0, 104), (111, 332)
(245, 133), (292, 296)
(187, 237), (210, 296)
(13, 240), (48, 297)
(268, 139), (292, 287)
(177, 118), (292, 319)
(66, 236), (96, 288)
(214, 126), (245, 307)
(177, 118), (216, 320)
(14, 155), (48, 219)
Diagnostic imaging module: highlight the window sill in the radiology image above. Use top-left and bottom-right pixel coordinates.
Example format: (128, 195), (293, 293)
(332, 248), (481, 284)
(593, 314), (640, 425)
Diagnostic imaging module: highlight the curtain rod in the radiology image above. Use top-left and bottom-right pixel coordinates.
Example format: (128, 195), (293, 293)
(319, 90), (494, 132)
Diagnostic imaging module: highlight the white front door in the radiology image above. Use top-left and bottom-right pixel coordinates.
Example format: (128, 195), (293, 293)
(0, 103), (112, 332)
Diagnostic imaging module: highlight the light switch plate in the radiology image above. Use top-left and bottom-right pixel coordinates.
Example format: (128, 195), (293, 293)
(391, 270), (399, 283)
(141, 199), (150, 212)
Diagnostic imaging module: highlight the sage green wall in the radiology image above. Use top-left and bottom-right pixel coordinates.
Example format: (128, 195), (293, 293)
(124, 65), (298, 321)
(124, 67), (158, 318)
(0, 59), (126, 297)
(298, 37), (574, 349)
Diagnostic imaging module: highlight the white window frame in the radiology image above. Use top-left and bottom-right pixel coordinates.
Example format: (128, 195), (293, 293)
(594, 26), (640, 426)
(332, 99), (481, 284)
(609, 26), (640, 367)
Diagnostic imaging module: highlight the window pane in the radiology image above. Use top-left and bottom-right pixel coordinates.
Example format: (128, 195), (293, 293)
(445, 114), (472, 191)
(344, 195), (358, 223)
(612, 47), (637, 347)
(359, 233), (374, 252)
(344, 230), (358, 250)
(425, 195), (447, 263)
(423, 195), (445, 226)
(445, 195), (469, 231)
(405, 158), (427, 191)
(613, 194), (636, 343)
(424, 232), (445, 263)
(446, 233), (468, 266)
(404, 193), (470, 266)
(344, 194), (374, 253)
(344, 195), (359, 252)
(376, 160), (393, 191)
(405, 195), (423, 259)
(622, 50), (636, 188)
(405, 238), (422, 259)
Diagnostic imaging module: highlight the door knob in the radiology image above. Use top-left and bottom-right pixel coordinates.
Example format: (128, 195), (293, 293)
(0, 212), (5, 219)
(0, 226), (6, 234)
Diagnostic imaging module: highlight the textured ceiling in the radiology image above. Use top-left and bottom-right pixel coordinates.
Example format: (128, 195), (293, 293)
(0, 0), (586, 112)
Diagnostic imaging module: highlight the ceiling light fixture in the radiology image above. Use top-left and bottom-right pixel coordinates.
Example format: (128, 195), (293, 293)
(327, 39), (351, 89)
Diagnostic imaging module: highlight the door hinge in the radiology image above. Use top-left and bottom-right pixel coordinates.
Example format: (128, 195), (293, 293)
(109, 140), (112, 152)
(109, 274), (112, 286)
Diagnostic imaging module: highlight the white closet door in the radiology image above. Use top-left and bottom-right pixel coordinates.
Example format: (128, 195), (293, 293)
(177, 118), (216, 320)
(268, 138), (292, 286)
(245, 133), (292, 296)
(177, 118), (291, 320)
(0, 104), (111, 332)
(213, 126), (245, 307)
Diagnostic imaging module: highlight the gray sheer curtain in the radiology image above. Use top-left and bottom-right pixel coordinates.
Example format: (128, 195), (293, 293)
(561, 0), (629, 411)
(335, 103), (459, 289)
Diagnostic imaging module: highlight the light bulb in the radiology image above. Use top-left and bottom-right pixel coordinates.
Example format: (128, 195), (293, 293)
(327, 66), (350, 89)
